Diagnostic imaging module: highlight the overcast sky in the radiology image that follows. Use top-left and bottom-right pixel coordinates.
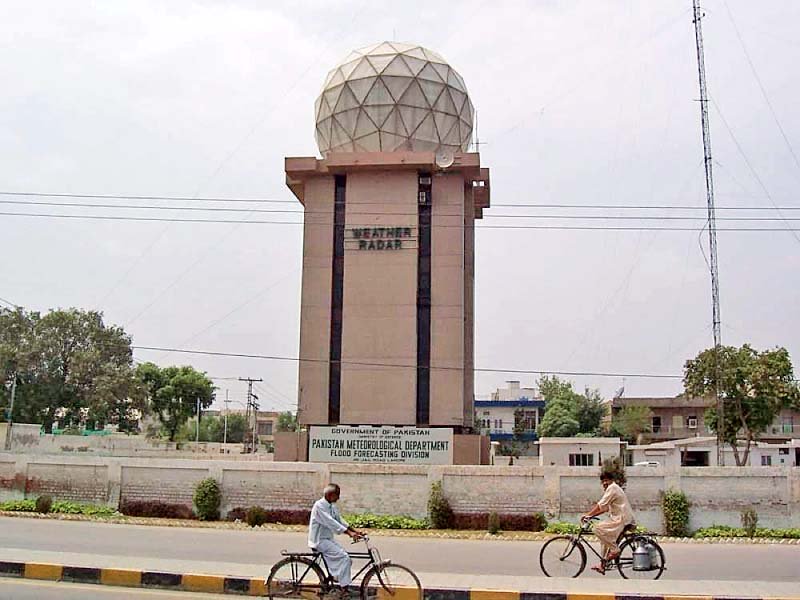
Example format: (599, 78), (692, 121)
(1, 1), (798, 412)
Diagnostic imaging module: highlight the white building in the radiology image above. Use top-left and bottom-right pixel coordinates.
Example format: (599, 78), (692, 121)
(628, 437), (800, 467)
(538, 437), (623, 467)
(475, 381), (544, 454)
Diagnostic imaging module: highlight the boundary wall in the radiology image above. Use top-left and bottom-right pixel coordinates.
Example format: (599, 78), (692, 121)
(0, 452), (797, 532)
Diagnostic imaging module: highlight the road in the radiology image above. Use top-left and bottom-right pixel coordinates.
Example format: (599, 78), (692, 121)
(0, 516), (797, 583)
(0, 579), (231, 599)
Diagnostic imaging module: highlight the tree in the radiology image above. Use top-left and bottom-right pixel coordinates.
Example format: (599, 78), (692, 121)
(537, 375), (606, 437)
(0, 307), (142, 432)
(537, 401), (580, 437)
(195, 413), (247, 443)
(276, 411), (298, 432)
(683, 344), (800, 466)
(612, 405), (653, 443)
(137, 362), (215, 442)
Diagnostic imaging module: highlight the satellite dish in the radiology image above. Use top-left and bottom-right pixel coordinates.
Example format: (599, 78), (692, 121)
(435, 150), (455, 169)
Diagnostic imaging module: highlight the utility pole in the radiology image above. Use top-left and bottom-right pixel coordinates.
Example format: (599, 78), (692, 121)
(223, 389), (229, 446)
(692, 0), (724, 466)
(196, 397), (201, 443)
(4, 375), (16, 451)
(239, 377), (262, 453)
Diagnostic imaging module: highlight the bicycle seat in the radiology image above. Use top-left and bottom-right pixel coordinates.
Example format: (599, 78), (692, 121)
(622, 523), (637, 534)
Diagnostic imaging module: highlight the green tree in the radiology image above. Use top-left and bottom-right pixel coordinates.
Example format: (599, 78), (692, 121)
(537, 401), (580, 437)
(612, 405), (653, 443)
(276, 411), (298, 432)
(683, 344), (799, 466)
(0, 307), (142, 432)
(137, 362), (215, 442)
(190, 413), (248, 443)
(537, 376), (606, 437)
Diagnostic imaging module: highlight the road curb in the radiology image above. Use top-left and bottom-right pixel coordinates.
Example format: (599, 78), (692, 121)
(1, 560), (798, 599)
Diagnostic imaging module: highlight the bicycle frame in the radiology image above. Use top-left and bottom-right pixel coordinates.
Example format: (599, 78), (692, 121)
(280, 536), (386, 586)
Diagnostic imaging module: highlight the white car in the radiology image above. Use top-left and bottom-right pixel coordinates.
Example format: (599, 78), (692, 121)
(633, 461), (660, 467)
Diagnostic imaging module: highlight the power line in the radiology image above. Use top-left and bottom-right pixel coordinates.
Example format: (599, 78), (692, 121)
(3, 199), (799, 221)
(723, 0), (800, 182)
(0, 191), (295, 204)
(1, 191), (798, 211)
(131, 344), (683, 379)
(711, 97), (800, 246)
(3, 211), (798, 232)
(0, 296), (20, 309)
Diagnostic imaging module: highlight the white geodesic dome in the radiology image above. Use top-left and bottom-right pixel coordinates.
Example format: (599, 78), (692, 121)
(314, 42), (474, 155)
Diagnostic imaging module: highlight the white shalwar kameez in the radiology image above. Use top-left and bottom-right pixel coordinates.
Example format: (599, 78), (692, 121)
(308, 498), (352, 587)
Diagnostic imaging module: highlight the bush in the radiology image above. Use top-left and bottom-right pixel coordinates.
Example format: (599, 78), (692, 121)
(344, 514), (429, 530)
(427, 481), (454, 529)
(662, 489), (690, 537)
(487, 511), (500, 535)
(741, 507), (758, 538)
(50, 500), (117, 517)
(450, 512), (548, 532)
(545, 521), (581, 535)
(694, 525), (800, 539)
(119, 500), (195, 520)
(226, 507), (247, 522)
(226, 507), (310, 526)
(35, 495), (53, 514)
(193, 478), (221, 521)
(0, 499), (36, 512)
(531, 512), (548, 532)
(246, 506), (268, 527)
(601, 456), (626, 488)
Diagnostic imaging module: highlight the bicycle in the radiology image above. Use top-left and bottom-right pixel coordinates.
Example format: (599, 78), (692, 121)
(539, 516), (666, 579)
(266, 535), (422, 600)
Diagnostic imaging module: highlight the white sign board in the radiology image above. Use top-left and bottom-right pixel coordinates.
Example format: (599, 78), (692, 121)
(308, 426), (454, 464)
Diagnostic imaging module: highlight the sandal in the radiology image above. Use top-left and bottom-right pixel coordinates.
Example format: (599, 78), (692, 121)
(590, 563), (606, 575)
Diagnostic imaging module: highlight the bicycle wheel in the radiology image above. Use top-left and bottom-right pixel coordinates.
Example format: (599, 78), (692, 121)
(616, 537), (665, 580)
(360, 563), (422, 600)
(539, 536), (587, 578)
(267, 557), (326, 599)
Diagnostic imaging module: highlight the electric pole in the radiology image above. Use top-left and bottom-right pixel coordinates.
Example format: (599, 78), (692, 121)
(4, 375), (16, 451)
(239, 377), (262, 453)
(692, 0), (724, 466)
(223, 389), (229, 446)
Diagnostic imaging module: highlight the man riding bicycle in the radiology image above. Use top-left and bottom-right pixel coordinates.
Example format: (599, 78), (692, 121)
(581, 470), (635, 573)
(308, 483), (365, 598)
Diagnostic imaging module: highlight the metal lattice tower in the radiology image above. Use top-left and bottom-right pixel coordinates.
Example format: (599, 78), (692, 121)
(692, 0), (724, 466)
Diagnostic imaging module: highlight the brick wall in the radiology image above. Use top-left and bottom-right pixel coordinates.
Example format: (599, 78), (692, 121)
(121, 465), (210, 506)
(0, 453), (797, 532)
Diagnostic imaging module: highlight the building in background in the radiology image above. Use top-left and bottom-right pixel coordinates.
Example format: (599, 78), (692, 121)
(538, 437), (622, 467)
(475, 381), (543, 455)
(608, 395), (800, 444)
(627, 437), (800, 468)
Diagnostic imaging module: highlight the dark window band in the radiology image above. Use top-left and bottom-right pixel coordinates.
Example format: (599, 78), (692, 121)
(416, 173), (432, 425)
(328, 175), (346, 424)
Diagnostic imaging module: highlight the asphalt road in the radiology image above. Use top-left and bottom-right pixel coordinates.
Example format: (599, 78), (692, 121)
(0, 579), (231, 599)
(0, 517), (798, 582)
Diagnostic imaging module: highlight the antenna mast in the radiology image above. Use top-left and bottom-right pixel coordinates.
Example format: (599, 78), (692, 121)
(692, 0), (724, 466)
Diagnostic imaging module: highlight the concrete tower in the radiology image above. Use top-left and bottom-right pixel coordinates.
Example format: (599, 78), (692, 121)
(285, 42), (490, 463)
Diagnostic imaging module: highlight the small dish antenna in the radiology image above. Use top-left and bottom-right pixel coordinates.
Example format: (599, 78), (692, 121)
(435, 150), (455, 169)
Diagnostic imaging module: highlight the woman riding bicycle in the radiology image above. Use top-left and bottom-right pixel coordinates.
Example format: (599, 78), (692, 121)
(581, 470), (635, 574)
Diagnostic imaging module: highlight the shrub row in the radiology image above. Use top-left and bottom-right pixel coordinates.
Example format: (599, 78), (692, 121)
(344, 514), (429, 530)
(0, 497), (117, 517)
(452, 512), (548, 532)
(226, 507), (310, 526)
(694, 525), (800, 539)
(119, 500), (196, 520)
